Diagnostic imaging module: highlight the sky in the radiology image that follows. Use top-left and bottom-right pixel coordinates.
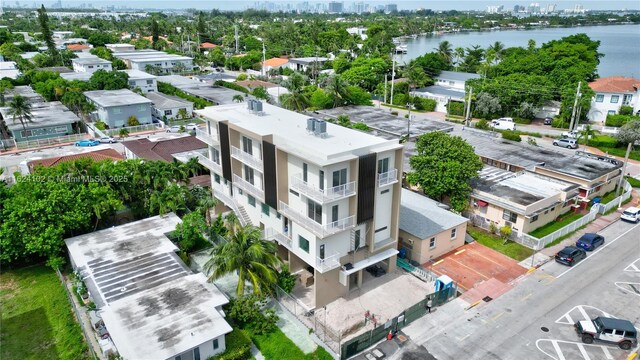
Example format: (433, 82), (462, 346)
(28, 0), (640, 11)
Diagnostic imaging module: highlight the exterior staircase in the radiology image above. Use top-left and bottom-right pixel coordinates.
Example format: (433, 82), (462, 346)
(237, 205), (252, 226)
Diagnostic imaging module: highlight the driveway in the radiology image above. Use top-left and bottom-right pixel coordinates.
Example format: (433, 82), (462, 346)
(424, 242), (528, 303)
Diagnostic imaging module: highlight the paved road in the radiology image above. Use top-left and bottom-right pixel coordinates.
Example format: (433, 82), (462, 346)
(401, 219), (640, 360)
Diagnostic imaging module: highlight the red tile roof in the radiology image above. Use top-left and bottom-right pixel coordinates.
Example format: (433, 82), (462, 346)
(261, 57), (289, 68)
(66, 43), (90, 51)
(200, 42), (218, 49)
(588, 77), (640, 93)
(27, 148), (124, 172)
(122, 136), (206, 162)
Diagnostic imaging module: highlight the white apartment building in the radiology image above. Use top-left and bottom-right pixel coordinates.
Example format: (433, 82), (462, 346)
(587, 76), (640, 122)
(113, 50), (194, 74)
(123, 69), (158, 93)
(195, 101), (404, 308)
(72, 57), (113, 73)
(106, 43), (136, 52)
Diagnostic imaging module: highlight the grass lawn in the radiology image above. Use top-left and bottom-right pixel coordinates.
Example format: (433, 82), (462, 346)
(598, 190), (618, 205)
(528, 212), (585, 238)
(0, 266), (88, 360)
(245, 328), (333, 360)
(467, 227), (534, 261)
(626, 176), (640, 188)
(594, 146), (640, 161)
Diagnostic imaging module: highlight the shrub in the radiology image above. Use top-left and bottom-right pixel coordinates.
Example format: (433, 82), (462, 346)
(94, 120), (107, 130)
(605, 114), (640, 127)
(619, 105), (634, 116)
(227, 295), (278, 335)
(552, 119), (569, 128)
(513, 117), (532, 124)
(499, 226), (512, 242)
(413, 97), (437, 111)
(277, 266), (296, 293)
(127, 116), (140, 126)
(475, 119), (490, 130)
(390, 111), (398, 116)
(214, 80), (250, 94)
(210, 329), (252, 360)
(489, 222), (498, 234)
(587, 135), (618, 148)
(447, 101), (465, 116)
(236, 73), (248, 81)
(351, 122), (370, 131)
(527, 137), (538, 146)
(404, 114), (409, 118)
(501, 130), (522, 142)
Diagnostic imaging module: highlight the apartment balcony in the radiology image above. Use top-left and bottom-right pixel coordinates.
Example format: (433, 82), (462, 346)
(231, 146), (263, 172)
(264, 228), (293, 250)
(194, 128), (219, 147)
(233, 174), (264, 201)
(290, 174), (356, 204)
(377, 169), (399, 188)
(195, 153), (222, 174)
(279, 201), (355, 239)
(316, 252), (341, 273)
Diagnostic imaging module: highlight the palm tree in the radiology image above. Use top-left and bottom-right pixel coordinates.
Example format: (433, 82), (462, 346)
(8, 95), (33, 141)
(232, 95), (244, 103)
(488, 41), (505, 64)
(325, 75), (349, 108)
(204, 224), (282, 296)
(280, 73), (309, 111)
(454, 47), (465, 71)
(435, 41), (453, 66)
(224, 212), (241, 235)
(578, 124), (596, 149)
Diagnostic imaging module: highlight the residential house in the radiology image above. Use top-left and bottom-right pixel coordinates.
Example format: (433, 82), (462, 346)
(84, 89), (153, 128)
(157, 75), (246, 105)
(2, 85), (45, 104)
(346, 27), (368, 40)
(200, 42), (218, 53)
(235, 79), (288, 102)
(105, 43), (135, 52)
(413, 71), (480, 112)
(287, 57), (329, 73)
(467, 167), (579, 237)
(146, 92), (194, 120)
(52, 30), (74, 40)
(72, 57), (113, 74)
(123, 69), (158, 93)
(66, 43), (92, 52)
(0, 101), (81, 142)
(122, 136), (206, 162)
(399, 189), (468, 265)
(587, 76), (640, 122)
(261, 57), (289, 73)
(0, 61), (21, 79)
(64, 214), (232, 360)
(113, 50), (193, 74)
(27, 148), (124, 173)
(195, 101), (404, 308)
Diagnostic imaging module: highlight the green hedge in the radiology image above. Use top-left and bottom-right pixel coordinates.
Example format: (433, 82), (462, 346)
(210, 329), (252, 360)
(215, 80), (250, 94)
(501, 130), (522, 142)
(513, 117), (532, 124)
(413, 97), (437, 111)
(447, 101), (465, 116)
(605, 114), (640, 127)
(626, 176), (640, 188)
(551, 119), (569, 128)
(586, 135), (618, 148)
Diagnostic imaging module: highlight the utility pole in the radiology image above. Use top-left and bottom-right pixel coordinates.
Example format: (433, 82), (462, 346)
(262, 41), (266, 76)
(234, 24), (239, 53)
(465, 86), (473, 126)
(569, 81), (582, 131)
(390, 54), (396, 105)
(406, 103), (412, 138)
(616, 142), (633, 204)
(383, 74), (388, 105)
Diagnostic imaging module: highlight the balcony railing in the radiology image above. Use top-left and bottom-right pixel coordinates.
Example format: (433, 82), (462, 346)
(279, 201), (355, 239)
(264, 228), (293, 249)
(231, 146), (263, 171)
(233, 174), (264, 200)
(316, 252), (341, 273)
(290, 174), (356, 204)
(194, 128), (219, 147)
(195, 153), (222, 173)
(377, 169), (398, 188)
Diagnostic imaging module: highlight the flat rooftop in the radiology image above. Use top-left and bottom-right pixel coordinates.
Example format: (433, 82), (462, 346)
(62, 69), (156, 82)
(414, 85), (466, 99)
(314, 106), (454, 139)
(72, 57), (112, 65)
(1, 101), (80, 130)
(196, 103), (402, 166)
(400, 189), (468, 239)
(472, 167), (578, 207)
(145, 92), (192, 109)
(289, 57), (329, 64)
(158, 75), (246, 105)
(113, 50), (192, 62)
(84, 89), (152, 107)
(121, 69), (156, 80)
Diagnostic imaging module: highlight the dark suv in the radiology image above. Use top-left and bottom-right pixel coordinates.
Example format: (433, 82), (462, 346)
(576, 317), (638, 350)
(576, 233), (605, 251)
(554, 246), (586, 266)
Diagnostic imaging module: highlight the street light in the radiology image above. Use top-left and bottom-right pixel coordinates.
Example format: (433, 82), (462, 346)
(406, 103), (412, 138)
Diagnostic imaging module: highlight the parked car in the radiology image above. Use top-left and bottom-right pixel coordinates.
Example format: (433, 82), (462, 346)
(166, 125), (183, 133)
(98, 136), (117, 144)
(491, 119), (516, 131)
(75, 139), (101, 147)
(365, 265), (386, 277)
(553, 138), (578, 149)
(562, 130), (579, 139)
(497, 117), (514, 122)
(575, 233), (605, 251)
(185, 123), (198, 131)
(575, 316), (638, 350)
(621, 207), (640, 223)
(543, 117), (553, 125)
(554, 246), (586, 266)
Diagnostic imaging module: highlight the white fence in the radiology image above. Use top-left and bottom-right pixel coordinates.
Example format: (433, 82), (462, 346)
(102, 123), (163, 137)
(597, 181), (632, 215)
(15, 133), (88, 150)
(518, 207), (599, 250)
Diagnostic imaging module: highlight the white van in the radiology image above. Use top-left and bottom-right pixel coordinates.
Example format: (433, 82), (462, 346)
(491, 119), (516, 130)
(621, 207), (640, 223)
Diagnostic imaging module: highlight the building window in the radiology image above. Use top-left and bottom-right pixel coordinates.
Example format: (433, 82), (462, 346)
(375, 226), (387, 233)
(332, 168), (347, 187)
(261, 203), (270, 216)
(378, 158), (389, 174)
(381, 189), (389, 194)
(610, 95), (619, 104)
(113, 108), (122, 114)
(608, 110), (616, 115)
(319, 170), (324, 190)
(289, 189), (299, 197)
(213, 339), (219, 350)
(307, 200), (322, 224)
(303, 163), (308, 182)
(353, 229), (361, 250)
(531, 215), (539, 223)
(175, 356), (181, 360)
(502, 210), (517, 222)
(248, 195), (256, 207)
(623, 94), (633, 104)
(164, 109), (172, 115)
(429, 237), (436, 249)
(244, 165), (254, 185)
(128, 81), (135, 86)
(299, 235), (310, 253)
(214, 174), (221, 183)
(194, 347), (200, 360)
(146, 79), (154, 85)
(212, 148), (220, 164)
(595, 94), (604, 102)
(242, 136), (253, 155)
(332, 205), (338, 223)
(139, 105), (147, 111)
(451, 228), (457, 239)
(88, 65), (94, 68)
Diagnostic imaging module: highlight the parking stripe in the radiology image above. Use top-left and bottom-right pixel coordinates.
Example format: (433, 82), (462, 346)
(552, 341), (566, 360)
(577, 344), (591, 360)
(578, 306), (590, 323)
(602, 346), (613, 360)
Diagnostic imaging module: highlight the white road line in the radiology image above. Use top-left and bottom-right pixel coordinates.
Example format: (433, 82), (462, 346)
(602, 346), (613, 359)
(577, 306), (590, 323)
(577, 343), (591, 360)
(557, 223), (640, 279)
(614, 282), (640, 297)
(624, 259), (640, 272)
(552, 340), (566, 360)
(557, 314), (573, 325)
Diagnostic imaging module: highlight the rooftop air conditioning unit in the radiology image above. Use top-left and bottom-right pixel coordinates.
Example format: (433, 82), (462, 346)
(314, 120), (327, 137)
(307, 118), (317, 133)
(254, 100), (263, 113)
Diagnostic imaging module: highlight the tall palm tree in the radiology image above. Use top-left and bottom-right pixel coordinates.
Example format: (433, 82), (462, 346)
(454, 47), (465, 71)
(232, 94), (244, 103)
(224, 212), (241, 235)
(280, 73), (309, 111)
(578, 124), (596, 149)
(435, 41), (453, 66)
(204, 224), (282, 296)
(8, 95), (33, 141)
(488, 41), (505, 64)
(325, 75), (349, 108)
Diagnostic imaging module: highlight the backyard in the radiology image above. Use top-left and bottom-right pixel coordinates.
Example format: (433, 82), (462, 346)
(467, 227), (534, 261)
(0, 266), (88, 360)
(528, 211), (585, 239)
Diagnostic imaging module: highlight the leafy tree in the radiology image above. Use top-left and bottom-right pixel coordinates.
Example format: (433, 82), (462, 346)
(89, 70), (129, 90)
(127, 115), (140, 126)
(37, 5), (58, 60)
(197, 11), (208, 39)
(119, 128), (129, 138)
(619, 105), (634, 116)
(88, 33), (118, 47)
(309, 88), (333, 109)
(174, 211), (208, 252)
(277, 265), (296, 293)
(616, 120), (640, 148)
(204, 224), (282, 296)
(134, 38), (152, 50)
(0, 43), (23, 61)
(517, 102), (537, 120)
(208, 47), (225, 67)
(407, 132), (483, 212)
(151, 19), (160, 49)
(7, 95), (33, 139)
(411, 52), (449, 77)
(252, 86), (271, 101)
(324, 75), (350, 108)
(227, 295), (278, 335)
(500, 225), (512, 244)
(61, 89), (95, 120)
(474, 92), (501, 119)
(344, 86), (372, 106)
(236, 73), (248, 81)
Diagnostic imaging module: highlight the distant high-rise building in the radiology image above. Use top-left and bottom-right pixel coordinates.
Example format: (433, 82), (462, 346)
(384, 3), (397, 13)
(486, 5), (504, 14)
(353, 1), (367, 14)
(327, 1), (343, 13)
(513, 4), (522, 12)
(546, 4), (557, 13)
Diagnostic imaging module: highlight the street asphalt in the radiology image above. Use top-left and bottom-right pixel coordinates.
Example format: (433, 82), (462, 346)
(400, 218), (640, 360)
